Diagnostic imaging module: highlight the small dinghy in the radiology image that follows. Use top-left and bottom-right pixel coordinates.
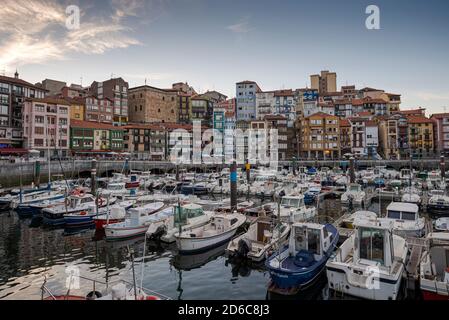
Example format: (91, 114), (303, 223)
(104, 202), (168, 241)
(175, 212), (247, 254)
(226, 217), (290, 262)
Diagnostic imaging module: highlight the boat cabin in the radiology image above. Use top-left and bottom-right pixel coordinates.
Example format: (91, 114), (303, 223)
(353, 220), (395, 268)
(174, 203), (205, 225)
(386, 202), (419, 222)
(400, 169), (412, 180)
(67, 194), (95, 208)
(347, 183), (362, 193)
(288, 223), (334, 261)
(281, 195), (305, 209)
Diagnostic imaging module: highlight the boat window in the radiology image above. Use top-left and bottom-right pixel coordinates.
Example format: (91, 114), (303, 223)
(307, 229), (320, 255)
(387, 210), (401, 219)
(359, 228), (384, 265)
(350, 185), (360, 192)
(323, 227), (329, 240)
(401, 212), (416, 221)
(294, 227), (307, 252)
(230, 218), (238, 225)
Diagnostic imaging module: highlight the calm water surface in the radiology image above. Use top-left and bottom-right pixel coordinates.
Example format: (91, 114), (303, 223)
(0, 198), (388, 300)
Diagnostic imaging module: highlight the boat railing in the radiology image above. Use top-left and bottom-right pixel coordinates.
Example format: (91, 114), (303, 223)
(41, 275), (171, 300)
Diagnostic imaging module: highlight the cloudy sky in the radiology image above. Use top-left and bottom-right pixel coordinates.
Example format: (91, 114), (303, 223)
(1, 0), (448, 114)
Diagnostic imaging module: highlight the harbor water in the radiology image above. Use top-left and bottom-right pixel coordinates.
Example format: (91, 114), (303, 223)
(0, 197), (391, 300)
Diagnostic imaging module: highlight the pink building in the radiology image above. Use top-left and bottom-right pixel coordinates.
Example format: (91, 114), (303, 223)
(23, 98), (70, 158)
(217, 98), (236, 117)
(431, 113), (449, 156)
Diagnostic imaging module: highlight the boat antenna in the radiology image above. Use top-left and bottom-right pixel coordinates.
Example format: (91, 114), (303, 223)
(127, 246), (138, 299)
(140, 225), (147, 293)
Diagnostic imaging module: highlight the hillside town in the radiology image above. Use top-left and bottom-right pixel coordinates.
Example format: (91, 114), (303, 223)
(0, 70), (447, 162)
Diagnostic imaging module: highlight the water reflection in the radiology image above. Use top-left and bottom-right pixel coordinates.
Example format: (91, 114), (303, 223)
(1, 199), (368, 300)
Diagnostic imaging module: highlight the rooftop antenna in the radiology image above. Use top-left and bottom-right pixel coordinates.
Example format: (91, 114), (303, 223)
(145, 78), (147, 86)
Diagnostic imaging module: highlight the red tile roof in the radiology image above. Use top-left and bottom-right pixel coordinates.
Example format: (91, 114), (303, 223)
(406, 116), (434, 124)
(0, 75), (48, 91)
(26, 97), (70, 105)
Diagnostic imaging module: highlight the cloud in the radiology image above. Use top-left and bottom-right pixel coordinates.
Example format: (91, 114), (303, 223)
(226, 17), (253, 33)
(0, 0), (141, 69)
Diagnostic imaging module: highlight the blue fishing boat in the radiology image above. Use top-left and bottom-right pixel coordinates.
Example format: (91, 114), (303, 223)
(304, 187), (320, 205)
(266, 222), (338, 292)
(307, 167), (317, 175)
(180, 182), (208, 195)
(15, 192), (65, 218)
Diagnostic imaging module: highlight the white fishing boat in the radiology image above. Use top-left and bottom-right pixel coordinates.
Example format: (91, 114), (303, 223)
(401, 186), (422, 206)
(326, 219), (408, 300)
(146, 203), (213, 243)
(175, 212), (246, 253)
(427, 190), (449, 217)
(435, 217), (449, 231)
(226, 217), (290, 262)
(104, 202), (167, 241)
(419, 232), (449, 300)
(341, 183), (366, 207)
(278, 194), (317, 223)
(384, 202), (425, 238)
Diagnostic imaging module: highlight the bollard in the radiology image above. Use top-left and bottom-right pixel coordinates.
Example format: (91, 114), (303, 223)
(34, 160), (41, 188)
(91, 159), (97, 195)
(349, 157), (355, 183)
(230, 161), (237, 212)
(441, 155), (446, 179)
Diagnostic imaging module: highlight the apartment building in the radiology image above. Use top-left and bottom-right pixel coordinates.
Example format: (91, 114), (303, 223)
(430, 113), (449, 155)
(348, 117), (379, 158)
(22, 98), (70, 158)
(310, 70), (337, 94)
(0, 72), (47, 150)
(70, 120), (124, 156)
(90, 78), (129, 124)
(236, 81), (261, 121)
(407, 116), (435, 158)
(300, 112), (340, 159)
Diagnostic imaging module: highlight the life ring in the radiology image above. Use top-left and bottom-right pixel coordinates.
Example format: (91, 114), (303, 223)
(80, 211), (87, 216)
(138, 295), (160, 300)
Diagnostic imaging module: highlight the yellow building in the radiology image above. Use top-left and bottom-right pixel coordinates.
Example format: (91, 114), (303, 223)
(407, 116), (435, 158)
(310, 70), (337, 94)
(65, 98), (85, 121)
(300, 112), (340, 159)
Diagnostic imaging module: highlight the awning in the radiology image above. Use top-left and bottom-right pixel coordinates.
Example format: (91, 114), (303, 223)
(0, 148), (29, 155)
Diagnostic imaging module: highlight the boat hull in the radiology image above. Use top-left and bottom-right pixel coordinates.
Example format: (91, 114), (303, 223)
(64, 215), (96, 227)
(105, 225), (149, 241)
(421, 289), (449, 300)
(176, 228), (239, 254)
(326, 266), (403, 300)
(94, 218), (125, 230)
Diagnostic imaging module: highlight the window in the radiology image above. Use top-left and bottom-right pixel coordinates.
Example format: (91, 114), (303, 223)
(387, 210), (400, 219)
(34, 127), (44, 135)
(0, 105), (7, 115)
(359, 228), (385, 265)
(35, 116), (44, 123)
(0, 116), (8, 126)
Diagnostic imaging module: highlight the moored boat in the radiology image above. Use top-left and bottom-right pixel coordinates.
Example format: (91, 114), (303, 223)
(175, 212), (246, 254)
(266, 222), (338, 292)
